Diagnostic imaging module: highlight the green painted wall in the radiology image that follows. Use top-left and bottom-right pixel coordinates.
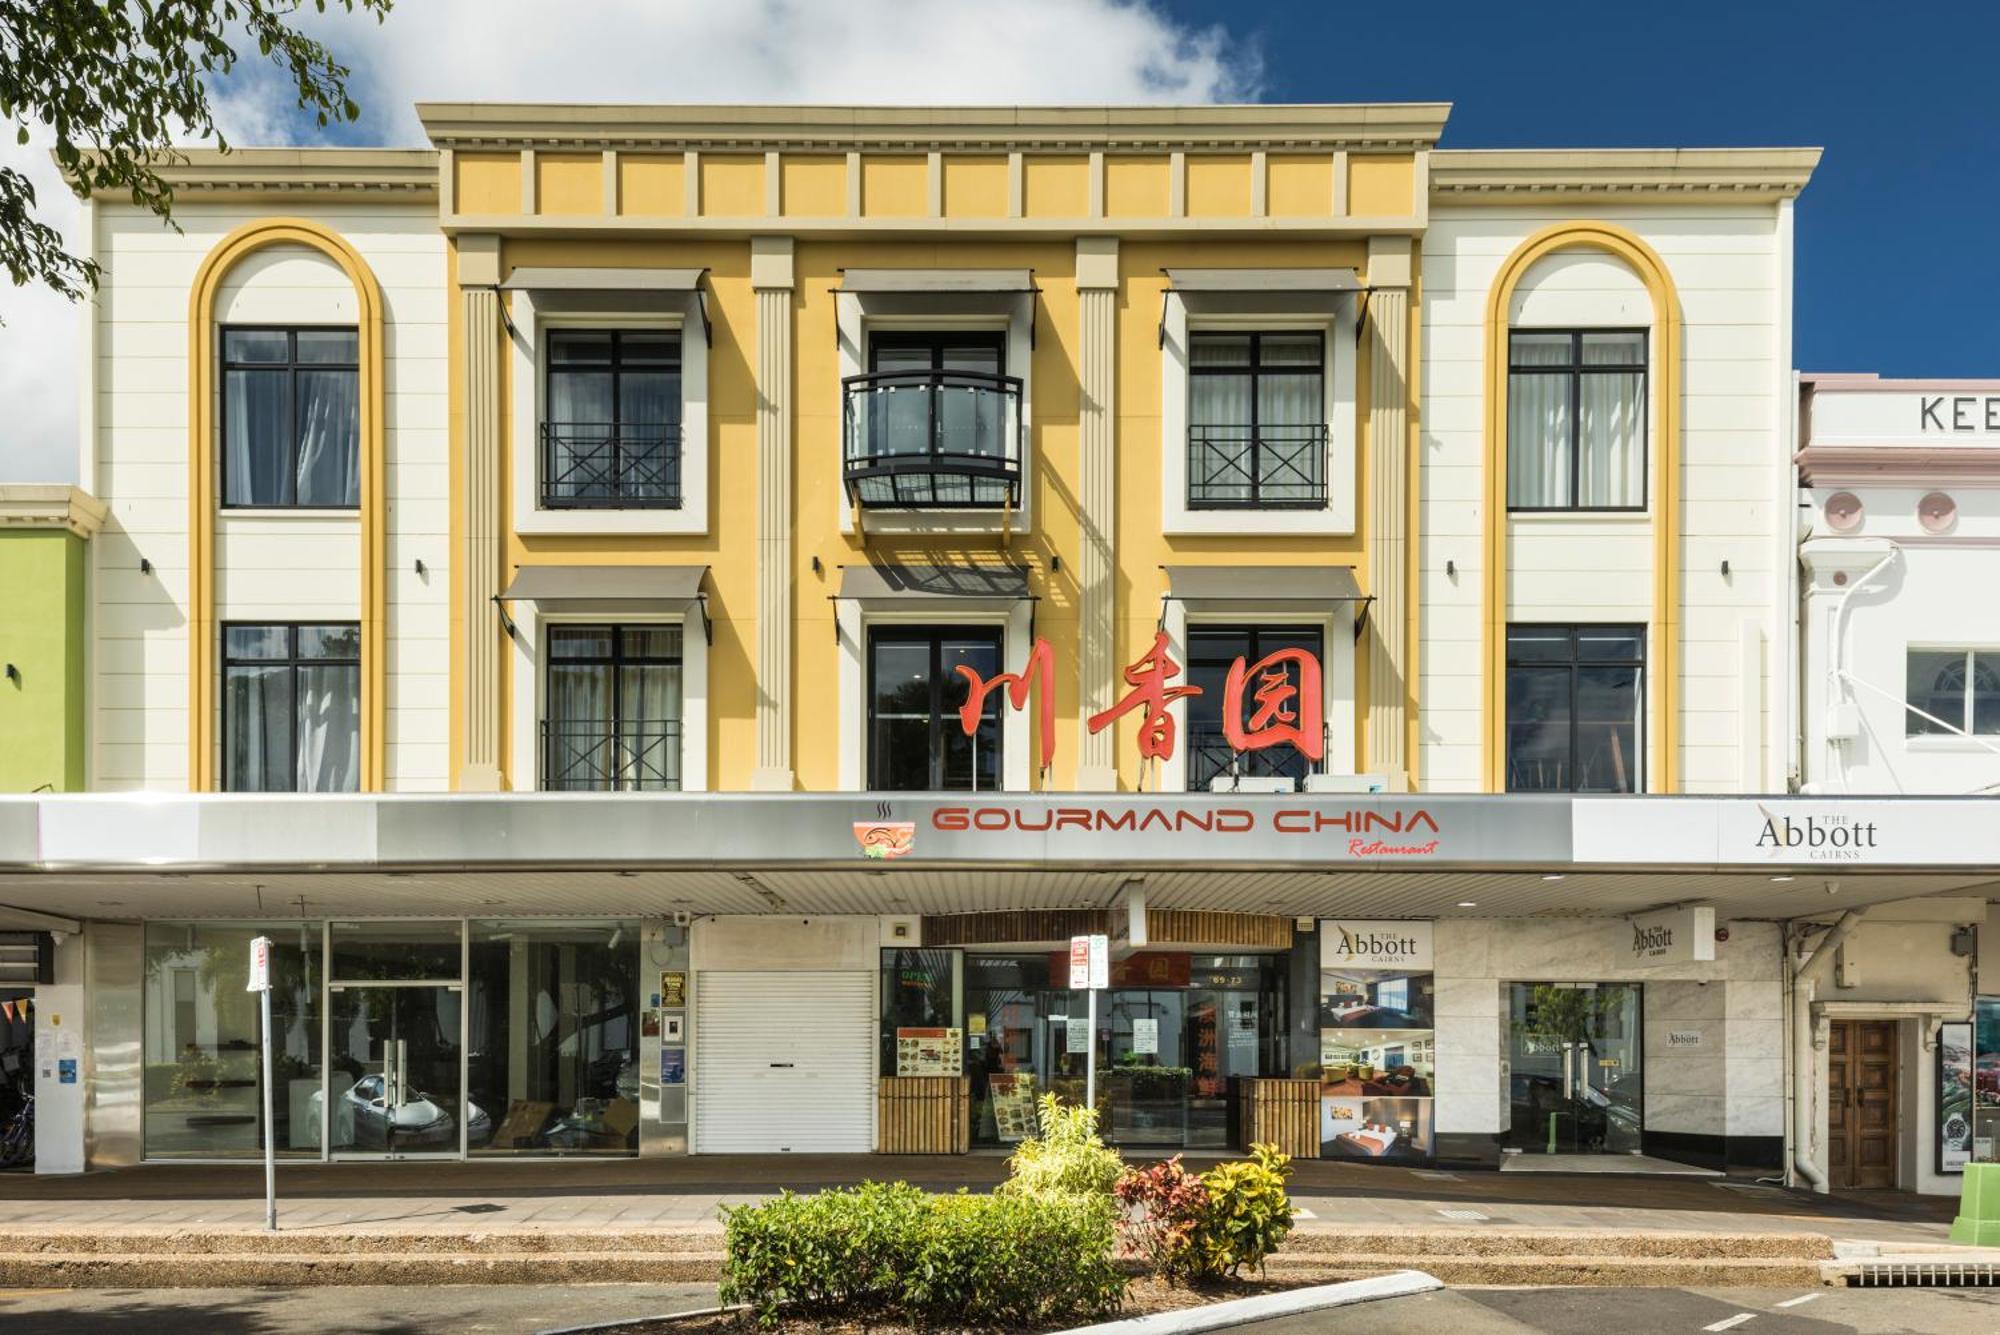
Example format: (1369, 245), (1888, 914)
(0, 530), (87, 791)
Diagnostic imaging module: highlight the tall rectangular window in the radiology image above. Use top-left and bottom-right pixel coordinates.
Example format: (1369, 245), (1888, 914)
(543, 625), (683, 790)
(543, 329), (682, 508)
(1187, 331), (1326, 509)
(1507, 330), (1646, 510)
(221, 328), (359, 508)
(222, 623), (360, 792)
(1184, 625), (1325, 790)
(1905, 648), (2000, 736)
(1505, 625), (1644, 793)
(868, 626), (1003, 791)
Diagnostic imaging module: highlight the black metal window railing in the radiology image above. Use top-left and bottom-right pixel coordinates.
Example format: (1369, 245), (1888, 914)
(1187, 725), (1329, 792)
(1186, 423), (1329, 509)
(842, 369), (1023, 509)
(539, 422), (682, 509)
(539, 719), (682, 791)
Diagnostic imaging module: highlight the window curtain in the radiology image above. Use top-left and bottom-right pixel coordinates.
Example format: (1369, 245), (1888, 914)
(617, 625), (683, 790)
(1579, 337), (1644, 508)
(225, 663), (291, 791)
(1189, 338), (1252, 504)
(1255, 334), (1323, 503)
(294, 369), (360, 507)
(224, 369), (290, 506)
(548, 640), (614, 788)
(618, 369), (679, 500)
(295, 663), (360, 792)
(1507, 337), (1570, 507)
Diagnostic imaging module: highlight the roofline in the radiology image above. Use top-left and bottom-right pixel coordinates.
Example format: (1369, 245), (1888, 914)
(1431, 147), (1820, 201)
(72, 148), (439, 201)
(1802, 372), (2000, 392)
(414, 101), (1454, 151)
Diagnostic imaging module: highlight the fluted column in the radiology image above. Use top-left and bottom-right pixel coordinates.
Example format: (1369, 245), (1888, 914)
(457, 234), (504, 791)
(1365, 237), (1412, 786)
(750, 237), (797, 791)
(1074, 238), (1120, 791)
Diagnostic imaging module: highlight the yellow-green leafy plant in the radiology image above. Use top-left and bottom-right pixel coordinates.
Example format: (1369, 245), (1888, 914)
(1000, 1092), (1124, 1200)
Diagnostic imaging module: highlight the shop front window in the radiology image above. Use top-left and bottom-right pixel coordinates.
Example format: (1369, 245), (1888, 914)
(881, 949), (964, 1077)
(958, 952), (1287, 1149)
(468, 920), (641, 1156)
(143, 923), (323, 1159)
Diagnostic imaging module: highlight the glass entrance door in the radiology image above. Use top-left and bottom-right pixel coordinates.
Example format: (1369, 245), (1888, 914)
(324, 921), (471, 1158)
(1507, 982), (1643, 1155)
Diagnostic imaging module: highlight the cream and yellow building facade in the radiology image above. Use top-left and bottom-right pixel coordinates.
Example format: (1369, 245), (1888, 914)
(40, 106), (2000, 1192)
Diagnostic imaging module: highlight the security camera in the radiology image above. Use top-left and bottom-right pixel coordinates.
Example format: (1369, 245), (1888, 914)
(672, 910), (692, 928)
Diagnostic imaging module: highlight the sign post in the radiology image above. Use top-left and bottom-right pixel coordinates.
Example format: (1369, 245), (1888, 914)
(246, 936), (276, 1232)
(1069, 934), (1109, 1116)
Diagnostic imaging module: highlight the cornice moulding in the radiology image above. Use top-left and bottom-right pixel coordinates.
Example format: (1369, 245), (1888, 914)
(1430, 148), (1821, 201)
(0, 485), (108, 538)
(73, 149), (439, 200)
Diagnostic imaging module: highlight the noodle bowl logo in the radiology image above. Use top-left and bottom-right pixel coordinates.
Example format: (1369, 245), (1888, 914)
(853, 821), (916, 859)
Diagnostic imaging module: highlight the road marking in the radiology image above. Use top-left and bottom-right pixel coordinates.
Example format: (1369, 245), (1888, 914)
(1292, 1208), (1316, 1219)
(1702, 1316), (1757, 1332)
(1437, 1208), (1488, 1221)
(1774, 1294), (1821, 1309)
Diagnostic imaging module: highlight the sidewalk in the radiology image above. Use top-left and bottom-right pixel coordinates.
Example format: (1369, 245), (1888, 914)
(0, 1156), (1959, 1248)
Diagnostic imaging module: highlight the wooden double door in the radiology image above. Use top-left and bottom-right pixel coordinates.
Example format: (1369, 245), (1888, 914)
(1827, 1020), (1898, 1190)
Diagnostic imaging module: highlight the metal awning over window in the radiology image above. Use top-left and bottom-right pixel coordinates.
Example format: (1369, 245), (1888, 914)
(1163, 268), (1361, 294)
(498, 268), (711, 343)
(1159, 268), (1361, 347)
(835, 562), (1033, 602)
(839, 269), (1037, 294)
(498, 564), (710, 640)
(1161, 564), (1370, 635)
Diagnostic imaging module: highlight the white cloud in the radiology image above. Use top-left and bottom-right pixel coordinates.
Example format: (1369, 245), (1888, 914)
(0, 1), (1256, 485)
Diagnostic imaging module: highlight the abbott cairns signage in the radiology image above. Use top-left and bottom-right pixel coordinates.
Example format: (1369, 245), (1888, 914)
(1627, 907), (1716, 966)
(1320, 919), (1433, 971)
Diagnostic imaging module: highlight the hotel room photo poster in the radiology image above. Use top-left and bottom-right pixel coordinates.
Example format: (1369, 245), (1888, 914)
(1319, 919), (1435, 1162)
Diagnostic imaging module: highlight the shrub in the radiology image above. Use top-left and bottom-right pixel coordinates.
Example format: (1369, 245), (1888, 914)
(1113, 1143), (1297, 1283)
(719, 1178), (1126, 1329)
(1000, 1092), (1124, 1201)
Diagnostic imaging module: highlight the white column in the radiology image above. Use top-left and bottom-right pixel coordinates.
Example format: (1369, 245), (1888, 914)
(1365, 237), (1412, 787)
(458, 234), (504, 791)
(751, 237), (797, 791)
(1075, 238), (1120, 791)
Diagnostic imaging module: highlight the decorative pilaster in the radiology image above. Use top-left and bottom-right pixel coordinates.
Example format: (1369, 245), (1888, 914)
(1365, 237), (1412, 786)
(1075, 238), (1120, 791)
(458, 235), (504, 791)
(751, 237), (797, 791)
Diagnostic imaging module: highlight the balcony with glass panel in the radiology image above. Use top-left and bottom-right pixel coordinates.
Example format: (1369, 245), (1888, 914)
(841, 369), (1023, 509)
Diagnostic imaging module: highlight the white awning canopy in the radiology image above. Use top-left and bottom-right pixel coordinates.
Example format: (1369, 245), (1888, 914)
(500, 267), (706, 292)
(1164, 268), (1361, 293)
(499, 564), (710, 638)
(1162, 564), (1364, 603)
(839, 269), (1037, 294)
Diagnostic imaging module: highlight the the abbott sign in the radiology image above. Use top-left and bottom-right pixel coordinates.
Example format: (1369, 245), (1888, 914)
(1628, 907), (1715, 966)
(1320, 919), (1433, 971)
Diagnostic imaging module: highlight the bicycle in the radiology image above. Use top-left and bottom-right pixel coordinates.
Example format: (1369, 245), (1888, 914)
(0, 1095), (34, 1168)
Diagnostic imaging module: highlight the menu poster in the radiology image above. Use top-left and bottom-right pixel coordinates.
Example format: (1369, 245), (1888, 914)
(1066, 1014), (1090, 1054)
(661, 1047), (686, 1086)
(1939, 1021), (1973, 1174)
(896, 1026), (963, 1077)
(989, 1072), (1039, 1141)
(1132, 1017), (1159, 1055)
(660, 971), (687, 1008)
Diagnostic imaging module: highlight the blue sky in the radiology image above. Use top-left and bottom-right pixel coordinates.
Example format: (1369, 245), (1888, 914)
(1155, 0), (2000, 376)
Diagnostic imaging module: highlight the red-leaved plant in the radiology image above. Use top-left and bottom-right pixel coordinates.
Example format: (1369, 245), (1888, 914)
(1112, 1155), (1211, 1281)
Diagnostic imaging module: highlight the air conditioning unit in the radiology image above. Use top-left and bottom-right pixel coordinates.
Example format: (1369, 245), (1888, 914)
(1207, 775), (1295, 793)
(1303, 773), (1390, 794)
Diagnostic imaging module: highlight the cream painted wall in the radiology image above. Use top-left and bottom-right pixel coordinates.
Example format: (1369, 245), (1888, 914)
(89, 204), (449, 791)
(1420, 206), (1786, 794)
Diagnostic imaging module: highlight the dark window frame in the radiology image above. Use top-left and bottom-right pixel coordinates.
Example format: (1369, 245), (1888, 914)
(866, 329), (1008, 377)
(1184, 623), (1327, 790)
(220, 620), (361, 792)
(866, 624), (1005, 792)
(1506, 328), (1649, 514)
(541, 327), (684, 510)
(1186, 329), (1329, 511)
(541, 623), (684, 791)
(1504, 623), (1646, 794)
(219, 325), (361, 510)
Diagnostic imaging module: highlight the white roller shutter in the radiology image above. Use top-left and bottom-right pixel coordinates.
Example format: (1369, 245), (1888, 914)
(695, 971), (875, 1154)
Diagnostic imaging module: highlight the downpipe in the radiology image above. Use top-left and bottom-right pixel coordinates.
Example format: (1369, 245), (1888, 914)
(1791, 908), (1866, 1192)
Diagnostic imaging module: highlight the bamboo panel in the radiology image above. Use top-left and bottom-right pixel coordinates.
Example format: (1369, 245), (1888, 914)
(921, 909), (1109, 947)
(877, 1077), (970, 1154)
(1147, 910), (1292, 949)
(1237, 1078), (1321, 1160)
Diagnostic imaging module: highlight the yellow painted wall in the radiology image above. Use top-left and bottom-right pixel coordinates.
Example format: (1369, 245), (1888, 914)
(1186, 154), (1253, 218)
(781, 155), (847, 218)
(1267, 155), (1334, 217)
(456, 153), (521, 214)
(942, 156), (1009, 218)
(1105, 155), (1170, 218)
(1023, 156), (1089, 219)
(536, 152), (603, 216)
(1348, 154), (1415, 218)
(861, 155), (929, 218)
(617, 154), (684, 217)
(699, 154), (765, 217)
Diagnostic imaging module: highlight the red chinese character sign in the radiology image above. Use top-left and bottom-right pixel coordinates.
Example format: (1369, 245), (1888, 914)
(956, 633), (1324, 773)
